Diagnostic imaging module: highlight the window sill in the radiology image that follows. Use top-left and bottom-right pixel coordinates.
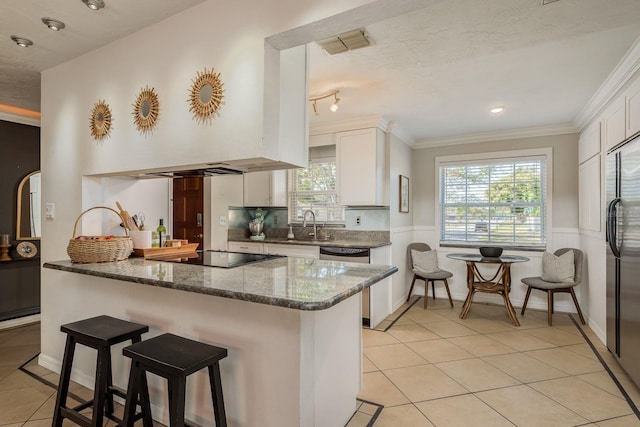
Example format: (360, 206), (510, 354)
(439, 243), (545, 252)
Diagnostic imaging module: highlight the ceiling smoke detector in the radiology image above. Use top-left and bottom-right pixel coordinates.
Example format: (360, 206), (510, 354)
(317, 28), (373, 55)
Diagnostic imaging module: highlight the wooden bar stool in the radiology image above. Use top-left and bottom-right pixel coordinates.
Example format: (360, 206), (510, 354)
(53, 315), (150, 427)
(121, 333), (228, 427)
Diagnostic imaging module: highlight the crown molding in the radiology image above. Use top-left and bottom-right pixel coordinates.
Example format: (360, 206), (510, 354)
(309, 114), (386, 135)
(575, 35), (640, 131)
(413, 122), (577, 149)
(0, 111), (41, 127)
(385, 120), (416, 148)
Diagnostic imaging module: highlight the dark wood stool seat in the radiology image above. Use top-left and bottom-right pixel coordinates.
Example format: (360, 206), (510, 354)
(122, 333), (228, 427)
(53, 315), (149, 427)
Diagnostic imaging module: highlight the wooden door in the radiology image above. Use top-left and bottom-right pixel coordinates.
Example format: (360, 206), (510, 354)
(173, 176), (204, 249)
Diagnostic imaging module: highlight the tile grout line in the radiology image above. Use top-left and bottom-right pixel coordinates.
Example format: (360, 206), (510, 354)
(569, 314), (640, 421)
(18, 351), (90, 407)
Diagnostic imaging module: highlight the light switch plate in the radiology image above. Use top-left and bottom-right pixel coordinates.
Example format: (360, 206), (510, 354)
(45, 202), (55, 219)
(219, 215), (227, 226)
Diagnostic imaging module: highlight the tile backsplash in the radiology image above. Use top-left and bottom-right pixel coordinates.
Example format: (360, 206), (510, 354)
(228, 206), (389, 231)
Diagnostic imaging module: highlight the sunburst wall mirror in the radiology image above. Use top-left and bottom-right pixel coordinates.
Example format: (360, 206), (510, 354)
(188, 67), (224, 123)
(132, 86), (160, 133)
(89, 100), (113, 140)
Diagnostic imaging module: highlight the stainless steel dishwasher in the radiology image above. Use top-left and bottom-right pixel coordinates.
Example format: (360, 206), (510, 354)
(319, 247), (371, 325)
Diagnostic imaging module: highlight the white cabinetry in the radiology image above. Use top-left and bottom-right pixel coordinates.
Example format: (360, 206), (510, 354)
(228, 241), (319, 259)
(578, 122), (601, 164)
(228, 241), (264, 254)
(336, 128), (387, 206)
(369, 246), (392, 328)
(243, 170), (287, 207)
(579, 156), (601, 232)
(602, 97), (627, 151)
(626, 77), (640, 138)
(264, 243), (319, 259)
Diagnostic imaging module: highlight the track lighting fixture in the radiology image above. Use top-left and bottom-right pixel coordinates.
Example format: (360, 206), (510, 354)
(309, 90), (340, 115)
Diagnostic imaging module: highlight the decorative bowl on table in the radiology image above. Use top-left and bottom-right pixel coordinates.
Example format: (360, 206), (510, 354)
(479, 246), (503, 258)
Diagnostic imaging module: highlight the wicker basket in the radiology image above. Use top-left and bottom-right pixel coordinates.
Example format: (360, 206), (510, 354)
(67, 206), (133, 263)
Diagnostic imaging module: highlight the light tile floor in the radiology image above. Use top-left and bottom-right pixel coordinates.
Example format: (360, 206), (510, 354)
(1, 298), (640, 427)
(348, 297), (640, 427)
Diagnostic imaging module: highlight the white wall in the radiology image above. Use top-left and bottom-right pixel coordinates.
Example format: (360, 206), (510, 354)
(388, 132), (413, 310)
(412, 133), (579, 229)
(208, 175), (244, 250)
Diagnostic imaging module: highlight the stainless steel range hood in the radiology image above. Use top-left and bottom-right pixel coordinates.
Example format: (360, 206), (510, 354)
(141, 166), (246, 179)
(100, 159), (297, 180)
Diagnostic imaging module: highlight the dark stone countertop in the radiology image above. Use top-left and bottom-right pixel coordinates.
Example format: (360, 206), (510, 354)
(44, 257), (397, 311)
(228, 237), (391, 249)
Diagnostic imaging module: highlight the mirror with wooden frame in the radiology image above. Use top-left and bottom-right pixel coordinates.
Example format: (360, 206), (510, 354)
(16, 170), (41, 240)
(133, 86), (160, 133)
(188, 67), (224, 123)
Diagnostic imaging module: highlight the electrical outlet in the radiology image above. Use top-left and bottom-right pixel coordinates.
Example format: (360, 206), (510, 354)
(274, 215), (278, 225)
(355, 216), (361, 226)
(219, 216), (227, 226)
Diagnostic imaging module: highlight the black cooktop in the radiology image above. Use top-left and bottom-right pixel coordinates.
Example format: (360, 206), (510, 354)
(149, 250), (283, 268)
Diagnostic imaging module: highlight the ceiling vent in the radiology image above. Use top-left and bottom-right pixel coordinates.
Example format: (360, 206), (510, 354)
(542, 0), (560, 5)
(317, 29), (373, 55)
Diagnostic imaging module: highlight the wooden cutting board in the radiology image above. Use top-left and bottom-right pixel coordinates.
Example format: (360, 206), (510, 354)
(133, 243), (199, 258)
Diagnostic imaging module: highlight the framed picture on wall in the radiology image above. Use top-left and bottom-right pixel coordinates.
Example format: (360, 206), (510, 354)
(399, 175), (409, 213)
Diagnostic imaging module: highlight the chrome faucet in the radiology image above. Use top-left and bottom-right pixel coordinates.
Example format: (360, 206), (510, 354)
(302, 210), (317, 240)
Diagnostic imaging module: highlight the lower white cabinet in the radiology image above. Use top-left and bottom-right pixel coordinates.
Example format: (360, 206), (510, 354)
(228, 241), (319, 259)
(227, 241), (264, 254)
(369, 246), (392, 329)
(264, 243), (319, 259)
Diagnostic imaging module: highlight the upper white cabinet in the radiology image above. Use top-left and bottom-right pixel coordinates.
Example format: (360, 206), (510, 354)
(336, 128), (388, 206)
(602, 97), (626, 151)
(578, 121), (601, 164)
(578, 155), (601, 232)
(626, 77), (640, 138)
(243, 170), (287, 207)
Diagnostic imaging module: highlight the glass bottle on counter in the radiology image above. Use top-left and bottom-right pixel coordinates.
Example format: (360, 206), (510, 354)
(156, 219), (166, 247)
(151, 231), (160, 248)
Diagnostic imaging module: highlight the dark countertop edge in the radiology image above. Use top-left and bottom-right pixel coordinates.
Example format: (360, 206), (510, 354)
(228, 238), (391, 249)
(43, 262), (398, 311)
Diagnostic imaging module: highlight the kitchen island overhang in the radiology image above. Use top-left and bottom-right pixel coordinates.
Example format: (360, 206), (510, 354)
(42, 257), (397, 427)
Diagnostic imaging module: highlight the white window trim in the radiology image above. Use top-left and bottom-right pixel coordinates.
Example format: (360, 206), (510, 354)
(434, 148), (553, 250)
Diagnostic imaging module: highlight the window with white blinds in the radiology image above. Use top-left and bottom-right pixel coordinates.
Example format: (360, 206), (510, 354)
(288, 156), (345, 223)
(439, 156), (547, 247)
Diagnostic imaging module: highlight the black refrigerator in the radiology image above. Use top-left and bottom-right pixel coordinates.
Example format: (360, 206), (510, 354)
(606, 133), (640, 387)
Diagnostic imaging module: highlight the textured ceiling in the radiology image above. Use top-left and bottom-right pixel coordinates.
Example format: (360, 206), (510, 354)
(309, 0), (640, 142)
(0, 0), (206, 111)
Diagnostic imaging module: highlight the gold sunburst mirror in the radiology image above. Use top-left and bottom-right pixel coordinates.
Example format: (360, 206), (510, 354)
(132, 86), (160, 133)
(89, 100), (113, 140)
(188, 67), (224, 123)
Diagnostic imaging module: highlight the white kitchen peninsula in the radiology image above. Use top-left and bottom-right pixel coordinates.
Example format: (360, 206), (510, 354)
(42, 257), (396, 427)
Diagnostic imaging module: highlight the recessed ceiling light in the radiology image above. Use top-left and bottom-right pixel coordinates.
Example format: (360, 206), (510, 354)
(42, 17), (66, 31)
(490, 106), (504, 114)
(10, 36), (33, 48)
(82, 0), (105, 10)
